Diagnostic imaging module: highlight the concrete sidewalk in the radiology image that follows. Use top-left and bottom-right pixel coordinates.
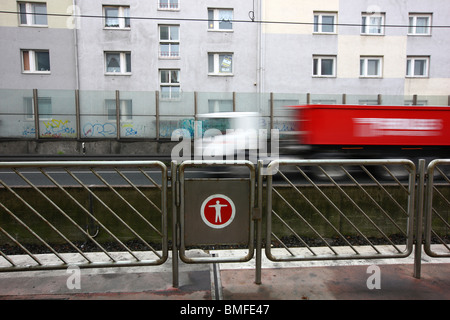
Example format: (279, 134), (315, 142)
(0, 250), (448, 301)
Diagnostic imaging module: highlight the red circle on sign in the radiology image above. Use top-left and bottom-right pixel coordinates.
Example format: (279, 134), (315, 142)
(200, 194), (236, 229)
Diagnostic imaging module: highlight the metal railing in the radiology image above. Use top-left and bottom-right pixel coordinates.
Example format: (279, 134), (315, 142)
(424, 159), (450, 258)
(0, 161), (168, 272)
(263, 159), (416, 264)
(0, 158), (448, 286)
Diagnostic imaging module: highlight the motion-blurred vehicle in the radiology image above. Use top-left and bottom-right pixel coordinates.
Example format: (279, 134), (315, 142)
(194, 112), (261, 161)
(287, 104), (450, 161)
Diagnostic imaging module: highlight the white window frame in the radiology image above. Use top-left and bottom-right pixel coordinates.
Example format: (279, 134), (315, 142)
(21, 49), (50, 73)
(159, 25), (180, 58)
(158, 0), (179, 11)
(18, 2), (48, 26)
(312, 55), (336, 77)
(160, 69), (180, 100)
(105, 99), (133, 121)
(313, 12), (337, 34)
(406, 56), (429, 78)
(103, 6), (130, 29)
(408, 13), (432, 36)
(208, 53), (233, 75)
(208, 99), (233, 113)
(311, 99), (337, 105)
(24, 97), (52, 121)
(361, 13), (385, 35)
(104, 52), (131, 75)
(208, 8), (233, 31)
(360, 56), (383, 78)
(404, 99), (427, 106)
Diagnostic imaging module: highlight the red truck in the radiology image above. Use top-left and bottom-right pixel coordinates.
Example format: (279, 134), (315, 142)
(289, 104), (450, 160)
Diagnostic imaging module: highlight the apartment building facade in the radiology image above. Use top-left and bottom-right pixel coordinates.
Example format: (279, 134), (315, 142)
(0, 0), (449, 141)
(0, 0), (77, 90)
(261, 0), (450, 101)
(2, 0), (449, 95)
(75, 0), (259, 94)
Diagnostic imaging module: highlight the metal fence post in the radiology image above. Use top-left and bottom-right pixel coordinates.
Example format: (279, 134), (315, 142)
(75, 89), (81, 140)
(255, 160), (263, 285)
(115, 90), (120, 140)
(171, 160), (179, 288)
(156, 91), (160, 140)
(414, 159), (425, 279)
(33, 88), (39, 140)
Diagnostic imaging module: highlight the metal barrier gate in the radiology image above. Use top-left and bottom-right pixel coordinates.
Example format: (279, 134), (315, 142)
(0, 161), (168, 272)
(264, 159), (416, 265)
(424, 159), (450, 258)
(171, 160), (260, 286)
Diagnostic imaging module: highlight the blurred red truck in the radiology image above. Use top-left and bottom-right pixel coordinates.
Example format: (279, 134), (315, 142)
(290, 104), (450, 159)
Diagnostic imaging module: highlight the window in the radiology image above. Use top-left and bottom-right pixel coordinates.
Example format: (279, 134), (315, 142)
(105, 52), (131, 74)
(360, 57), (382, 77)
(208, 53), (233, 75)
(406, 56), (429, 77)
(313, 12), (337, 33)
(24, 97), (52, 120)
(104, 6), (130, 28)
(22, 50), (50, 73)
(208, 100), (233, 113)
(404, 99), (427, 106)
(158, 0), (179, 10)
(208, 8), (233, 30)
(358, 99), (379, 105)
(160, 69), (180, 99)
(361, 13), (385, 35)
(313, 56), (336, 77)
(159, 25), (180, 58)
(105, 99), (132, 121)
(19, 2), (47, 26)
(312, 99), (337, 105)
(408, 14), (432, 35)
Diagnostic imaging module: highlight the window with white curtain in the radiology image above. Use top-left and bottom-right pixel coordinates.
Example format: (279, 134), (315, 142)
(22, 49), (50, 73)
(313, 56), (336, 77)
(406, 56), (429, 77)
(313, 12), (337, 33)
(408, 14), (432, 35)
(360, 56), (383, 77)
(361, 13), (385, 35)
(160, 69), (180, 99)
(105, 52), (131, 74)
(19, 2), (47, 26)
(159, 0), (179, 10)
(103, 6), (130, 28)
(208, 8), (233, 30)
(159, 25), (180, 58)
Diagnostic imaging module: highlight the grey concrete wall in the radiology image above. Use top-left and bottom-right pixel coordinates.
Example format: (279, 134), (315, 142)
(0, 140), (177, 156)
(0, 27), (77, 90)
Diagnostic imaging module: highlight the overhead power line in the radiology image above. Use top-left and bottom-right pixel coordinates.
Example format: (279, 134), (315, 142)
(1, 10), (450, 29)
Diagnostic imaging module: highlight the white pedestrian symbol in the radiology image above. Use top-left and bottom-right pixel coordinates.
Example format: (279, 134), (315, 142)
(209, 200), (228, 223)
(201, 194), (235, 229)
